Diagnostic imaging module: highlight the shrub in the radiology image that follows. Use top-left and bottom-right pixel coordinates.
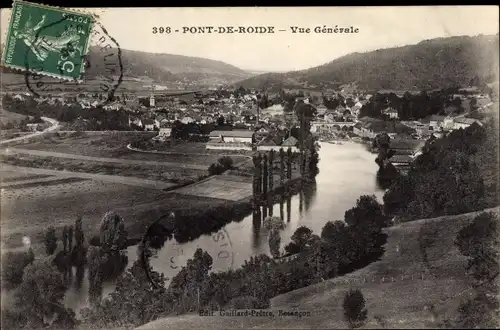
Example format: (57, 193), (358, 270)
(343, 289), (368, 329)
(1, 250), (35, 289)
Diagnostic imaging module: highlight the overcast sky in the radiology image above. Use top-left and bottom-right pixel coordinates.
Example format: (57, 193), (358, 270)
(1, 6), (498, 72)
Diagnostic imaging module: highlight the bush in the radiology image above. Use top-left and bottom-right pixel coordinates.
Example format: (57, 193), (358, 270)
(1, 250), (35, 289)
(343, 289), (368, 329)
(16, 260), (70, 327)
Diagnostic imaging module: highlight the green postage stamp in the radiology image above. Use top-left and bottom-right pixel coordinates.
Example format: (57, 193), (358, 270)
(1, 0), (93, 80)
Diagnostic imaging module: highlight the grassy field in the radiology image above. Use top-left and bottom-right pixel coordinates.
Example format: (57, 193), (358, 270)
(1, 154), (207, 184)
(0, 169), (228, 256)
(136, 207), (500, 330)
(0, 109), (27, 125)
(13, 132), (248, 165)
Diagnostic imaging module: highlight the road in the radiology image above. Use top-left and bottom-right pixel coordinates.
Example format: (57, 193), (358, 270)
(0, 117), (60, 145)
(0, 164), (176, 190)
(1, 147), (208, 170)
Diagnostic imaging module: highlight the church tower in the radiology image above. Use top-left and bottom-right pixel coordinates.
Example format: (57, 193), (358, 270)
(149, 84), (156, 107)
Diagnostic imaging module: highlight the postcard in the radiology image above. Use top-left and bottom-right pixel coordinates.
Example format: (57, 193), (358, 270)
(1, 3), (499, 330)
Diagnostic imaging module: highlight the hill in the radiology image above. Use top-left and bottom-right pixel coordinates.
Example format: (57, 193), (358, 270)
(235, 34), (500, 91)
(135, 207), (499, 330)
(0, 46), (252, 88)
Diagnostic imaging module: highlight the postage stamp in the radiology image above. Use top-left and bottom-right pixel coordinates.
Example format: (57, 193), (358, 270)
(23, 17), (123, 105)
(1, 0), (93, 80)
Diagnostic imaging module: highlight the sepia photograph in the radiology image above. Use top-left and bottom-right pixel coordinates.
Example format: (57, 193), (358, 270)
(0, 3), (499, 329)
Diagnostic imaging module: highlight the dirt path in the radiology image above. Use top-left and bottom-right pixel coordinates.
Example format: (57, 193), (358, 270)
(0, 164), (176, 190)
(1, 147), (208, 170)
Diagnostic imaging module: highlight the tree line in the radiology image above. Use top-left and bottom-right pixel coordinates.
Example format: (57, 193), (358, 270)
(383, 120), (495, 222)
(359, 89), (472, 120)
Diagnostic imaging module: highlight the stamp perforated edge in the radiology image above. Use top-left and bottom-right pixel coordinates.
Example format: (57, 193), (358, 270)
(0, 0), (98, 83)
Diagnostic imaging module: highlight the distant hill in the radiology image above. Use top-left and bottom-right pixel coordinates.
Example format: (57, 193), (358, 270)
(0, 46), (253, 87)
(235, 34), (500, 91)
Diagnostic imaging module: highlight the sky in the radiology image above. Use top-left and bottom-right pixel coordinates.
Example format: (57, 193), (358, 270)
(1, 6), (498, 72)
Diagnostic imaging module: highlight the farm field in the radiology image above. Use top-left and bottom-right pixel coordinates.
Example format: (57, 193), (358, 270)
(174, 174), (253, 201)
(0, 154), (207, 184)
(0, 168), (228, 255)
(137, 207), (500, 330)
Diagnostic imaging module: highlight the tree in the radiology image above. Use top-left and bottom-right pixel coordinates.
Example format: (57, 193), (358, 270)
(344, 195), (391, 230)
(343, 289), (368, 328)
(99, 211), (128, 254)
(217, 115), (225, 126)
(169, 248), (213, 313)
(15, 260), (71, 328)
(1, 250), (35, 288)
(86, 259), (171, 328)
(285, 226), (314, 254)
(44, 226), (58, 255)
(218, 156), (234, 169)
(74, 216), (84, 248)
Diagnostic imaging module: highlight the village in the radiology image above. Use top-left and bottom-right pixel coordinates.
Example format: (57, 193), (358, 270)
(1, 83), (493, 174)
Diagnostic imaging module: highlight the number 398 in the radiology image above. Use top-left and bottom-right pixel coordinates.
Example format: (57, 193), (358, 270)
(152, 27), (171, 34)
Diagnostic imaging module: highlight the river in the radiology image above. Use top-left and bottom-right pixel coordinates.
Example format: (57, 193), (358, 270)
(63, 141), (384, 313)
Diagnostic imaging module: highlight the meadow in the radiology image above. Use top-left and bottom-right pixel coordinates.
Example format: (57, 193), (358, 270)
(0, 168), (227, 256)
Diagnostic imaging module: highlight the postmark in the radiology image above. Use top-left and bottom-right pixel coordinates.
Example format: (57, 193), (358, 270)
(2, 0), (93, 81)
(141, 212), (235, 288)
(21, 14), (124, 105)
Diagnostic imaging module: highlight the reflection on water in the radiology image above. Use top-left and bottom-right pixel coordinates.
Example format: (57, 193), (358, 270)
(146, 142), (384, 282)
(65, 142), (384, 313)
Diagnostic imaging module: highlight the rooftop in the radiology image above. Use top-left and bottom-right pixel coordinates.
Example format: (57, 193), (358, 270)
(209, 130), (254, 138)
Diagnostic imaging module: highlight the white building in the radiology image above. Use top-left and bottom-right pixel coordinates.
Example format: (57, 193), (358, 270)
(208, 130), (254, 143)
(453, 117), (482, 130)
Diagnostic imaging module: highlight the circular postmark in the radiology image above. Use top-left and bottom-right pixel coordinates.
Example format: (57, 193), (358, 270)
(22, 13), (122, 106)
(141, 212), (235, 289)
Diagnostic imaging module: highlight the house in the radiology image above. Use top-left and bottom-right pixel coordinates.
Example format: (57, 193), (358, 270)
(428, 115), (447, 131)
(353, 122), (363, 136)
(208, 130), (254, 143)
(103, 101), (122, 111)
(26, 123), (41, 131)
(453, 117), (483, 130)
(143, 119), (159, 131)
(382, 107), (399, 119)
(390, 139), (426, 157)
(442, 115), (456, 130)
(256, 135), (283, 151)
(316, 104), (327, 116)
(281, 136), (299, 149)
(129, 117), (143, 128)
(356, 119), (387, 139)
(387, 154), (413, 171)
(181, 116), (195, 124)
(158, 123), (173, 137)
